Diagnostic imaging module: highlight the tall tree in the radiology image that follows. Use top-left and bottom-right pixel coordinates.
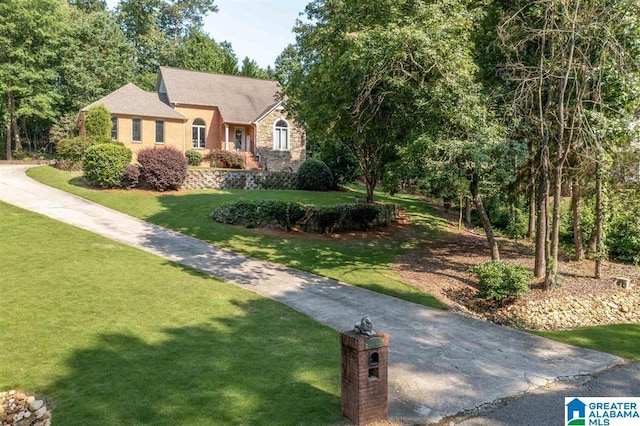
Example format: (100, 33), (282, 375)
(166, 29), (236, 74)
(239, 57), (268, 79)
(285, 0), (482, 203)
(496, 0), (640, 287)
(158, 0), (217, 40)
(68, 0), (106, 12)
(116, 0), (220, 86)
(58, 8), (135, 114)
(0, 0), (65, 158)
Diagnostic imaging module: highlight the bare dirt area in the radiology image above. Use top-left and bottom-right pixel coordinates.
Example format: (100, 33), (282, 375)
(394, 213), (640, 331)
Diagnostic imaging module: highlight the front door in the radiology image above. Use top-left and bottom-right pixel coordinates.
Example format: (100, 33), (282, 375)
(234, 127), (245, 151)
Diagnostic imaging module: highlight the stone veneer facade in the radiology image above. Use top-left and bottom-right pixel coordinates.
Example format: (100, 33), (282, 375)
(254, 108), (306, 172)
(181, 169), (297, 190)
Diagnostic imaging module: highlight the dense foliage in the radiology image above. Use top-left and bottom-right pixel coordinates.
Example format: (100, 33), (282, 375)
(296, 159), (333, 191)
(82, 143), (132, 188)
(1, 0), (269, 160)
(56, 136), (95, 166)
(468, 261), (532, 301)
(314, 140), (360, 187)
(121, 163), (141, 189)
(84, 105), (112, 143)
(137, 146), (188, 191)
(211, 200), (307, 231)
(209, 149), (244, 169)
(185, 149), (203, 166)
(211, 200), (398, 234)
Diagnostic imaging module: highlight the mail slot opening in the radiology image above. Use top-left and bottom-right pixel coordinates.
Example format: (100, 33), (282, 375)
(370, 351), (379, 366)
(368, 367), (379, 379)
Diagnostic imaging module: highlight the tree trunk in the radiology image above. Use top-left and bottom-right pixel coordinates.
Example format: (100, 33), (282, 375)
(534, 143), (549, 278)
(465, 196), (472, 225)
(469, 174), (500, 260)
(5, 122), (10, 161)
(528, 171), (536, 239)
(595, 156), (604, 279)
(587, 229), (597, 255)
(546, 160), (564, 290)
(365, 173), (376, 203)
(5, 94), (11, 160)
(8, 92), (21, 152)
(571, 179), (584, 261)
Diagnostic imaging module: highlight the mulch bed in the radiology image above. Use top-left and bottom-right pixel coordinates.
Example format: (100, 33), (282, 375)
(394, 221), (640, 330)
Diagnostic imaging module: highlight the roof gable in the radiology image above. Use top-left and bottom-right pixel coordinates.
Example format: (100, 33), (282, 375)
(82, 83), (186, 121)
(158, 67), (282, 124)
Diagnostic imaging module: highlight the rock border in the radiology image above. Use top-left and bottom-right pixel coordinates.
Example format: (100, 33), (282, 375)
(0, 391), (51, 426)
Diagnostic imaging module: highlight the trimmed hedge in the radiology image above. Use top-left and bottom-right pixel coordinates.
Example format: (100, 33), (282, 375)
(82, 143), (132, 188)
(211, 201), (399, 233)
(137, 147), (188, 192)
(211, 200), (306, 230)
(296, 159), (333, 191)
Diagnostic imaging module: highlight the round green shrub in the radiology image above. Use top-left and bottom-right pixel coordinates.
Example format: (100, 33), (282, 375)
(137, 147), (188, 192)
(468, 260), (532, 301)
(185, 149), (203, 166)
(296, 159), (333, 191)
(82, 143), (132, 188)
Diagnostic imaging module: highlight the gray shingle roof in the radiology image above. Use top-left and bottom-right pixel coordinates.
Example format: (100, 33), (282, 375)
(82, 83), (187, 121)
(158, 67), (282, 124)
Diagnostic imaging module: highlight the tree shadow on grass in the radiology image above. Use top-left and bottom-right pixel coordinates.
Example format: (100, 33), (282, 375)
(43, 298), (343, 425)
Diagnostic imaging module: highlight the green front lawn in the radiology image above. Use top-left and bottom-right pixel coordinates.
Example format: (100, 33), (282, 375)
(0, 201), (343, 424)
(27, 166), (447, 309)
(532, 324), (640, 361)
(25, 166), (640, 360)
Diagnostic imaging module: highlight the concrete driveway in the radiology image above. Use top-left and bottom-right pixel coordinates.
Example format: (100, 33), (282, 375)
(0, 165), (621, 423)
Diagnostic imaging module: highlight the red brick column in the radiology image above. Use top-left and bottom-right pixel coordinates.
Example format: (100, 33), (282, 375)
(341, 330), (389, 425)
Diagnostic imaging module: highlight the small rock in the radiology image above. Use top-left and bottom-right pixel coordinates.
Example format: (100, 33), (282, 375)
(35, 406), (47, 418)
(28, 399), (44, 411)
(23, 410), (31, 418)
(26, 396), (35, 404)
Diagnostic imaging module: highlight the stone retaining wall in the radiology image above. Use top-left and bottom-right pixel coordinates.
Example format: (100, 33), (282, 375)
(182, 169), (297, 190)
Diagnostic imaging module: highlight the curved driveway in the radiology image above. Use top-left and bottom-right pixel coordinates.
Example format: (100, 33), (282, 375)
(0, 165), (620, 423)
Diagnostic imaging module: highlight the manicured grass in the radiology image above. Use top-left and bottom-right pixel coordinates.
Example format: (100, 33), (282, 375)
(0, 201), (343, 424)
(27, 166), (448, 309)
(532, 324), (640, 360)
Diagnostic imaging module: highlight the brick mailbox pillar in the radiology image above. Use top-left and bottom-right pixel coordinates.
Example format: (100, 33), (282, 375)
(340, 327), (389, 425)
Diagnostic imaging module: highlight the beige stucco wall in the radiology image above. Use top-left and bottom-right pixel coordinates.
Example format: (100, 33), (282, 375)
(82, 114), (187, 159)
(254, 108), (306, 172)
(174, 105), (220, 152)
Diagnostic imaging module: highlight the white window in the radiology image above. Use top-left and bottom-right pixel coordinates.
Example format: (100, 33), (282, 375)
(273, 118), (289, 150)
(192, 118), (206, 149)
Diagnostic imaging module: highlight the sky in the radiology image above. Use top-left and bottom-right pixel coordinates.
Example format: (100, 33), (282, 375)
(106, 0), (310, 69)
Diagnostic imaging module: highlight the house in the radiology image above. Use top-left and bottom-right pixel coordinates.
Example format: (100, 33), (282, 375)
(78, 67), (306, 171)
(566, 398), (586, 422)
